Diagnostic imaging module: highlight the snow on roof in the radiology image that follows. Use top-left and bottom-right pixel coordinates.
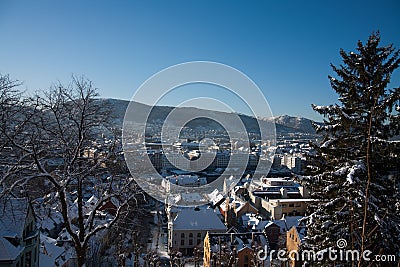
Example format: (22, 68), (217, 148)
(0, 237), (24, 261)
(167, 175), (207, 186)
(237, 245), (253, 252)
(297, 226), (306, 241)
(272, 216), (304, 233)
(41, 234), (64, 260)
(40, 210), (63, 231)
(0, 197), (29, 238)
(248, 216), (259, 229)
(256, 220), (277, 231)
(173, 192), (207, 204)
(57, 225), (78, 242)
(284, 216), (303, 229)
(219, 200), (228, 212)
(233, 236), (244, 248)
(87, 195), (99, 205)
(41, 217), (56, 231)
(40, 252), (58, 267)
(208, 190), (225, 206)
(173, 208), (226, 231)
(236, 201), (257, 213)
(271, 220), (288, 234)
(241, 213), (256, 225)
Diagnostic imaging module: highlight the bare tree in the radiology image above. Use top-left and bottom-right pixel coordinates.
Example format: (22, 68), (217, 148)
(0, 75), (141, 267)
(0, 74), (36, 192)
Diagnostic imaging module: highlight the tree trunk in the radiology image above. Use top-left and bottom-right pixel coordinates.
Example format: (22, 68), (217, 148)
(76, 245), (87, 267)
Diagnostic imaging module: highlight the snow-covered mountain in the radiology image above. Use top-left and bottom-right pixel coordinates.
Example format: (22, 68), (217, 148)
(272, 115), (318, 134)
(98, 98), (320, 135)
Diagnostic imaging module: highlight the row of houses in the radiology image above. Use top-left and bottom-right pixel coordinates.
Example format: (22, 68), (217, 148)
(0, 198), (39, 267)
(0, 194), (120, 267)
(166, 176), (312, 267)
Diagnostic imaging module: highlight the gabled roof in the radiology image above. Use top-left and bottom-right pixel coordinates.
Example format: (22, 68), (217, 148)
(273, 216), (304, 233)
(256, 220), (279, 231)
(0, 237), (24, 261)
(0, 198), (29, 238)
(41, 234), (64, 259)
(284, 216), (303, 229)
(173, 208), (226, 231)
(237, 245), (253, 253)
(236, 201), (258, 214)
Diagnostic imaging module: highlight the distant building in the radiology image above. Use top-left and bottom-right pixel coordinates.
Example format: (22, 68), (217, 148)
(162, 175), (207, 191)
(0, 197), (40, 267)
(223, 201), (258, 228)
(258, 198), (312, 220)
(281, 155), (304, 174)
(168, 208), (226, 255)
(249, 177), (312, 219)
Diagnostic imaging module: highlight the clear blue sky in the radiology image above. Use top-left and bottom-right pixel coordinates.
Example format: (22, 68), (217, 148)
(1, 0), (399, 121)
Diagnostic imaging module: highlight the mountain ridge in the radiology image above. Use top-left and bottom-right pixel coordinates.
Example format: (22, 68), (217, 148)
(97, 98), (320, 134)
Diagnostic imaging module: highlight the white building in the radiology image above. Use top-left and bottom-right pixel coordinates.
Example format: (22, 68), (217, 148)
(249, 177), (312, 219)
(281, 154), (304, 173)
(168, 208), (226, 255)
(162, 175), (207, 191)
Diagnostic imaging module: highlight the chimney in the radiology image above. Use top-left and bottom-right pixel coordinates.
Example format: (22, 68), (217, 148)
(280, 187), (287, 198)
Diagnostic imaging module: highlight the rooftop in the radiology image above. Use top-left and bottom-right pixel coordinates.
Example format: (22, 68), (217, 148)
(0, 197), (29, 238)
(173, 208), (226, 231)
(0, 237), (24, 261)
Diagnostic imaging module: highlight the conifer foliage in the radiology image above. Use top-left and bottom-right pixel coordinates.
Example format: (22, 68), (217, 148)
(304, 32), (400, 266)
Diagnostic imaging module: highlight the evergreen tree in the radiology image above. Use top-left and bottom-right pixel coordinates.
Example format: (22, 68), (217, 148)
(303, 32), (400, 266)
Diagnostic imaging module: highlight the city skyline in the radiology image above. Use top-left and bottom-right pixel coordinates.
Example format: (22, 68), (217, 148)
(1, 0), (399, 121)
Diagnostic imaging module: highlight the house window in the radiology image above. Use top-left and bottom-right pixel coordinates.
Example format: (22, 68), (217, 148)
(188, 233), (193, 246)
(181, 233), (185, 238)
(197, 233), (201, 239)
(282, 204), (287, 207)
(197, 239), (201, 245)
(289, 203), (294, 207)
(295, 203), (301, 207)
(181, 240), (185, 246)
